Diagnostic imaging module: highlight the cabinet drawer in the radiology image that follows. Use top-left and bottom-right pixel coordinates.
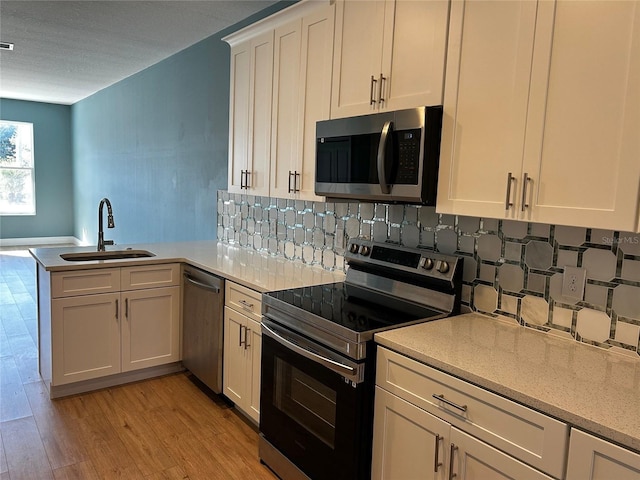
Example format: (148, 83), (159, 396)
(225, 281), (262, 322)
(52, 269), (120, 298)
(376, 347), (569, 479)
(121, 264), (180, 290)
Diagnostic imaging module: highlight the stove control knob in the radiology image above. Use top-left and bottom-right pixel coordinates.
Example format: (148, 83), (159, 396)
(349, 243), (359, 254)
(420, 257), (434, 270)
(360, 245), (371, 256)
(437, 260), (450, 274)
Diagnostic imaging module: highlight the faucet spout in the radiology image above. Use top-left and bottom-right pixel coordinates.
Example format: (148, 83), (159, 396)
(98, 197), (115, 251)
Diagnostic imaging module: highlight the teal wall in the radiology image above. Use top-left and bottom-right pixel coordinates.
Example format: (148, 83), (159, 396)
(72, 2), (294, 245)
(0, 99), (73, 239)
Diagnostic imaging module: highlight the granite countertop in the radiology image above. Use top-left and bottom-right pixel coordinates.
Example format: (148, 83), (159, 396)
(375, 313), (640, 453)
(30, 240), (344, 293)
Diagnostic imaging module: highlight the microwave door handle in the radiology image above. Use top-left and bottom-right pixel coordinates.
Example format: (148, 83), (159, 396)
(377, 120), (393, 194)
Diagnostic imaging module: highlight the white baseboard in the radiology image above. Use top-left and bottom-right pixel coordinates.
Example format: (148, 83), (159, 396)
(0, 236), (81, 247)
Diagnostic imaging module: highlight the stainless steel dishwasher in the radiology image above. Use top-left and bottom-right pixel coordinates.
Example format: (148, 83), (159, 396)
(182, 265), (224, 393)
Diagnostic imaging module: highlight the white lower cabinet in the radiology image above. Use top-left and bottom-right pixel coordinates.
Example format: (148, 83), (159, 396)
(48, 264), (181, 387)
(373, 347), (568, 480)
(566, 429), (640, 480)
(373, 386), (449, 480)
(223, 282), (262, 423)
(449, 427), (554, 480)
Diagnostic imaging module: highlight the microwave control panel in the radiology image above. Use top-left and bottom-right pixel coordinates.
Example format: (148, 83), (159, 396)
(396, 128), (422, 184)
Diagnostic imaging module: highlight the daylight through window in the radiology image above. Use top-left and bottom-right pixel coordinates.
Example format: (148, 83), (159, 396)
(0, 120), (35, 215)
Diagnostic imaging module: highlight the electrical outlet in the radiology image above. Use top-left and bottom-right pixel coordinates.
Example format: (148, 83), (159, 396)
(562, 266), (586, 301)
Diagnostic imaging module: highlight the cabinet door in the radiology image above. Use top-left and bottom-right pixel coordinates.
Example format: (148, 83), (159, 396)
(223, 306), (249, 406)
(121, 286), (180, 372)
(296, 3), (335, 201)
(331, 0), (386, 118)
(566, 429), (640, 480)
(228, 41), (251, 194)
(437, 0), (538, 219)
(381, 0), (448, 111)
(372, 387), (449, 480)
(52, 293), (121, 385)
(270, 19), (302, 199)
(450, 427), (554, 480)
(247, 31), (274, 196)
(246, 317), (262, 424)
(522, 0), (640, 231)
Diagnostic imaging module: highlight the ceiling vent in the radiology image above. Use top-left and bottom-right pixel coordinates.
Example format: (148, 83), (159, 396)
(0, 42), (14, 51)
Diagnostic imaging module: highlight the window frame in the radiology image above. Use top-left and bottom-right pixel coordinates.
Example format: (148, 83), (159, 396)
(0, 120), (36, 216)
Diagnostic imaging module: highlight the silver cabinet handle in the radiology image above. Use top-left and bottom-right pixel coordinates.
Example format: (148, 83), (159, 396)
(287, 171), (301, 193)
(244, 327), (250, 350)
(449, 443), (458, 480)
(521, 172), (531, 211)
(432, 394), (467, 412)
(239, 299), (254, 311)
(239, 324), (245, 347)
(115, 299), (119, 319)
(505, 172), (515, 210)
(240, 170), (245, 189)
(377, 120), (393, 194)
(378, 73), (386, 104)
(244, 170), (251, 189)
(434, 434), (443, 473)
(370, 75), (377, 105)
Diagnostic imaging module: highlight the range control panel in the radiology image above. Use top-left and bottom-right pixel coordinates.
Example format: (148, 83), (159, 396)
(345, 239), (461, 284)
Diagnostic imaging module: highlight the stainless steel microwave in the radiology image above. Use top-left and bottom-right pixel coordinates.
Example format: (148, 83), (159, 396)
(315, 106), (443, 204)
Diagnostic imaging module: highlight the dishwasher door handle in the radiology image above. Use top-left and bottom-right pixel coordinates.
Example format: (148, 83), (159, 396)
(183, 273), (221, 293)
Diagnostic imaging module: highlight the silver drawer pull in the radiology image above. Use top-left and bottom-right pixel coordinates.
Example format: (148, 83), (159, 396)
(432, 394), (467, 413)
(239, 299), (254, 311)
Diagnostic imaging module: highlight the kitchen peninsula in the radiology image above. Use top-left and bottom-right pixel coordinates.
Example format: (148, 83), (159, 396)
(30, 240), (344, 399)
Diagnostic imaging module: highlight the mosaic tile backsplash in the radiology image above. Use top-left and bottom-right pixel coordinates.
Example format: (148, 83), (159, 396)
(217, 191), (640, 358)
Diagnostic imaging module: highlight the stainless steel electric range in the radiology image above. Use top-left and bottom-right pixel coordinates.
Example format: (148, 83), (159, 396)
(259, 238), (463, 480)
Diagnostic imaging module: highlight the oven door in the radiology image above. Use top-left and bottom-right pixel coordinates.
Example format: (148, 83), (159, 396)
(260, 320), (373, 480)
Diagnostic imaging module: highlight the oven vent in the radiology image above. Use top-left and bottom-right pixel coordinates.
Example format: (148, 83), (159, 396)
(0, 42), (14, 51)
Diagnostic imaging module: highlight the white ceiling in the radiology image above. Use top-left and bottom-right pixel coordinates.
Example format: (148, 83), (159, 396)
(0, 0), (279, 105)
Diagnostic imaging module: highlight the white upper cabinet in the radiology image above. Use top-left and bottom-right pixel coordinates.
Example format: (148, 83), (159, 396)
(522, 0), (640, 231)
(437, 0), (640, 232)
(227, 32), (273, 195)
(270, 2), (335, 201)
(330, 0), (449, 118)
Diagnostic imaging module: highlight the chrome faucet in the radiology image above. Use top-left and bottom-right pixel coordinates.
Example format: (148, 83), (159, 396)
(98, 197), (115, 251)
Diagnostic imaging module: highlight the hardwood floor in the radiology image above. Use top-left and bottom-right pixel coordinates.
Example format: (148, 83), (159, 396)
(0, 249), (278, 480)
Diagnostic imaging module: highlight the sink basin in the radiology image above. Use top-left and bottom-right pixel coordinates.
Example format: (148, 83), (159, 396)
(60, 250), (156, 262)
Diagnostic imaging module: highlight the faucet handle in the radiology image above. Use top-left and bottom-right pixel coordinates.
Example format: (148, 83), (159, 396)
(104, 240), (114, 246)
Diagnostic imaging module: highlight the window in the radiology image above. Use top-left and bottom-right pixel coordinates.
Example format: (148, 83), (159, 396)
(0, 120), (35, 215)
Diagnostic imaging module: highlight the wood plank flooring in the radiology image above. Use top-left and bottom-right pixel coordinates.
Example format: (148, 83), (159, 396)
(0, 248), (278, 480)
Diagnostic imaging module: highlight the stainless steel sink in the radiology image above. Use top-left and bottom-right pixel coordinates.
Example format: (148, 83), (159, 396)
(60, 250), (156, 262)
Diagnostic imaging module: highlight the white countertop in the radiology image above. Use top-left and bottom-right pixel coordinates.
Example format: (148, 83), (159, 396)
(30, 241), (344, 293)
(375, 313), (640, 453)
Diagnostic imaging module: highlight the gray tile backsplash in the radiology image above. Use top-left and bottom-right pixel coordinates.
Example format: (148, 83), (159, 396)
(218, 190), (640, 358)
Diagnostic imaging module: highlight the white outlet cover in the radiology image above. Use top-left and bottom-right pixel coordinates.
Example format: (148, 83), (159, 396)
(562, 266), (587, 301)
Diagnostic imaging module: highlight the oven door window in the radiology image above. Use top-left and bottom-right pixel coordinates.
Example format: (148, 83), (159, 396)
(273, 357), (337, 447)
(260, 334), (372, 480)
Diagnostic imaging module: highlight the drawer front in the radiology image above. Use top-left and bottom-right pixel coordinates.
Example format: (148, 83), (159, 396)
(225, 281), (262, 322)
(376, 347), (569, 479)
(52, 268), (120, 298)
(121, 264), (180, 290)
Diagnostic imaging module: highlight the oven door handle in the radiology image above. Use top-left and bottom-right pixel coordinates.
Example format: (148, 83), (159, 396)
(261, 322), (357, 379)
